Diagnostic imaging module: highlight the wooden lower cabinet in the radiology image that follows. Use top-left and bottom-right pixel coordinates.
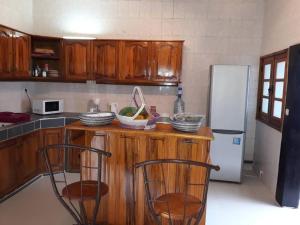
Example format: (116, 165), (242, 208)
(65, 130), (86, 172)
(0, 131), (40, 198)
(84, 132), (209, 225)
(39, 128), (64, 172)
(16, 131), (40, 183)
(0, 139), (18, 197)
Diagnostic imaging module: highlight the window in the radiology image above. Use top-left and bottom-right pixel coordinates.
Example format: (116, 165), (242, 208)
(256, 49), (288, 131)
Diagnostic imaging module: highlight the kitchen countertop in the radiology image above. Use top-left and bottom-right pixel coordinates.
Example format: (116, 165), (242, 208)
(0, 112), (80, 142)
(66, 120), (214, 140)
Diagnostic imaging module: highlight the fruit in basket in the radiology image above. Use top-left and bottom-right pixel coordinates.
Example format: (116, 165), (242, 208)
(119, 107), (138, 117)
(119, 106), (150, 120)
(135, 115), (145, 120)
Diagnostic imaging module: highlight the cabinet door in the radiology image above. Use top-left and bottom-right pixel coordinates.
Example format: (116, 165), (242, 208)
(63, 40), (91, 81)
(151, 41), (182, 83)
(93, 133), (139, 225)
(40, 128), (64, 172)
(13, 31), (30, 78)
(119, 41), (151, 81)
(65, 130), (85, 172)
(92, 40), (119, 82)
(176, 138), (209, 162)
(0, 26), (14, 79)
(0, 139), (18, 197)
(17, 132), (39, 183)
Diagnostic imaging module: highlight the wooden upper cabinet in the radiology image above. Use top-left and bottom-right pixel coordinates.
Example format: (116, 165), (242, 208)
(0, 24), (184, 85)
(13, 31), (30, 78)
(92, 40), (119, 81)
(0, 27), (13, 79)
(63, 40), (91, 81)
(119, 41), (151, 81)
(151, 41), (182, 83)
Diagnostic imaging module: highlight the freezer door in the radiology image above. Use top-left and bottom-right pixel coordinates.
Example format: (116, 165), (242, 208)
(210, 131), (245, 183)
(210, 65), (249, 131)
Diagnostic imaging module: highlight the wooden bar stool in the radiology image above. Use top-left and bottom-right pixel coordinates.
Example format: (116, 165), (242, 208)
(136, 159), (220, 225)
(42, 144), (111, 225)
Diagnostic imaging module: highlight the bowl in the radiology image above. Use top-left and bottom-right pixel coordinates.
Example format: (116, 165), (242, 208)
(116, 114), (159, 129)
(171, 114), (204, 133)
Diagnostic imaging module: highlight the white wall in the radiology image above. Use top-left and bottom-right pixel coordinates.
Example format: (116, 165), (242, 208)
(254, 0), (300, 196)
(254, 122), (282, 195)
(0, 0), (32, 33)
(30, 0), (264, 161)
(261, 0), (300, 54)
(0, 0), (33, 112)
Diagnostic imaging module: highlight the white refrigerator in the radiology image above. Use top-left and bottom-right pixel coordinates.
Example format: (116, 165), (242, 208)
(209, 65), (249, 183)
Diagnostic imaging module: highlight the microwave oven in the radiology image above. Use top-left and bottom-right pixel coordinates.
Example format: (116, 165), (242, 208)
(32, 99), (64, 115)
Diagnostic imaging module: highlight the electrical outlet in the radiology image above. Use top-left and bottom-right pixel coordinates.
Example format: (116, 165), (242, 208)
(259, 170), (263, 177)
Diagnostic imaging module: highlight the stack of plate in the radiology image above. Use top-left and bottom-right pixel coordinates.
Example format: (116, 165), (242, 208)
(79, 112), (115, 126)
(171, 114), (204, 133)
(48, 70), (59, 78)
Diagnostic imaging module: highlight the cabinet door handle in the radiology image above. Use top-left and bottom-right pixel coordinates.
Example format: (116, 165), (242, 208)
(181, 139), (198, 144)
(149, 137), (165, 141)
(120, 135), (135, 139)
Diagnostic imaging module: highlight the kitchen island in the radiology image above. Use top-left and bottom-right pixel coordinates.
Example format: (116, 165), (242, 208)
(65, 120), (214, 225)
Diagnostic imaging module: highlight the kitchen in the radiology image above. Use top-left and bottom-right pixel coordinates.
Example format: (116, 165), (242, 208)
(0, 0), (300, 225)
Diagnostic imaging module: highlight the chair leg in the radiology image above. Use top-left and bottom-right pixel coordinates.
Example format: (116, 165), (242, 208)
(79, 201), (88, 225)
(187, 217), (193, 225)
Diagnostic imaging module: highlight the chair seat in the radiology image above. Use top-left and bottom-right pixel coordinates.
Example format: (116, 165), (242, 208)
(62, 180), (109, 200)
(153, 193), (203, 220)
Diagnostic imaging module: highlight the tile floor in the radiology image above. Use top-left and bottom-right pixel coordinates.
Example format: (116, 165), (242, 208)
(0, 173), (299, 225)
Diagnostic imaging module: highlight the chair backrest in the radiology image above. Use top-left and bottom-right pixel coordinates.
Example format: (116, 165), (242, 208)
(42, 144), (111, 225)
(136, 159), (220, 225)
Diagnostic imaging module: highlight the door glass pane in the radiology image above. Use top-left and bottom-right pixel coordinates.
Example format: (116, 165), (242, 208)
(273, 100), (282, 118)
(275, 82), (284, 99)
(262, 98), (269, 114)
(264, 64), (271, 79)
(263, 82), (270, 96)
(276, 61), (286, 79)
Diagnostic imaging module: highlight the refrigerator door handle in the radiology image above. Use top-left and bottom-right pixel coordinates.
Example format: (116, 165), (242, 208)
(212, 129), (245, 135)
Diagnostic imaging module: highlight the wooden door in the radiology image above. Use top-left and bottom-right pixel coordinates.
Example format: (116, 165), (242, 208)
(13, 31), (30, 78)
(92, 40), (119, 82)
(16, 132), (39, 183)
(151, 41), (182, 83)
(40, 128), (64, 172)
(0, 26), (14, 79)
(0, 139), (18, 197)
(63, 40), (91, 81)
(119, 41), (151, 81)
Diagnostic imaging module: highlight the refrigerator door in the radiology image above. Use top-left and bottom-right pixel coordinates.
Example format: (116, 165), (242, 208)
(210, 65), (249, 131)
(210, 131), (245, 183)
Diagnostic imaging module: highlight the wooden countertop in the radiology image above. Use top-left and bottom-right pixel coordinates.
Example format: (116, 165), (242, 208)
(65, 120), (214, 141)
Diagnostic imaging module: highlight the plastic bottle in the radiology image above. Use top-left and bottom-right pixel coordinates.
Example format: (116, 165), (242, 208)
(174, 84), (185, 115)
